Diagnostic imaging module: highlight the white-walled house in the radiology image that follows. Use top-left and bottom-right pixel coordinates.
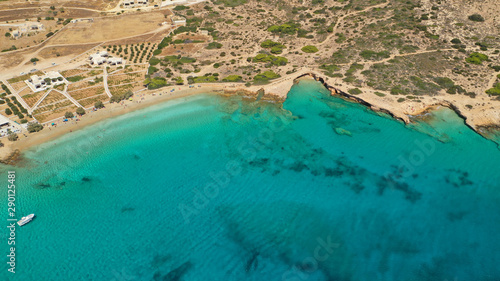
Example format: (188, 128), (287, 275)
(89, 51), (125, 66)
(25, 71), (66, 92)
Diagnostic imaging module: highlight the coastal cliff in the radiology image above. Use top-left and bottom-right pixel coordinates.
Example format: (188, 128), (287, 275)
(257, 69), (500, 142)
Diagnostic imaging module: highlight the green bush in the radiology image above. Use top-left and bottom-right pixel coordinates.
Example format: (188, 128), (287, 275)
(433, 77), (455, 89)
(5, 108), (12, 115)
(359, 50), (390, 60)
(486, 83), (500, 96)
(301, 45), (319, 53)
(254, 71), (280, 82)
(149, 57), (161, 65)
(468, 14), (484, 22)
(7, 132), (18, 142)
(348, 88), (362, 95)
(148, 66), (158, 75)
(110, 90), (134, 102)
(173, 5), (189, 10)
(65, 111), (74, 119)
(267, 23), (299, 35)
(260, 40), (286, 54)
(206, 42), (223, 49)
(465, 52), (488, 64)
(144, 77), (168, 90)
(222, 75), (242, 82)
(76, 107), (85, 115)
(95, 101), (104, 109)
(252, 54), (288, 66)
(27, 122), (43, 133)
(67, 76), (83, 82)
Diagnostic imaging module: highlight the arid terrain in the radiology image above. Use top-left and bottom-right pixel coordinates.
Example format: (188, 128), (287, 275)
(0, 0), (499, 157)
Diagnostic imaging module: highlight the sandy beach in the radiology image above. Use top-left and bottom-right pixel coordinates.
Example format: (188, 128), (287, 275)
(0, 84), (226, 162)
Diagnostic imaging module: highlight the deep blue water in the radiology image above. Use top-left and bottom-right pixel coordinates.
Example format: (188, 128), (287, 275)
(1, 80), (500, 281)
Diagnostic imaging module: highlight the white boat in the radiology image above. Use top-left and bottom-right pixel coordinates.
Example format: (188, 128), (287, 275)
(17, 214), (35, 226)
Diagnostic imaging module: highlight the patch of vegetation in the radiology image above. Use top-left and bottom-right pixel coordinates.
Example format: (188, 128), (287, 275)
(252, 54), (288, 66)
(468, 14), (484, 22)
(213, 0), (247, 7)
(173, 5), (189, 11)
(149, 57), (161, 65)
(301, 45), (318, 53)
(348, 88), (362, 95)
(188, 74), (219, 83)
(319, 64), (340, 77)
(76, 107), (85, 115)
(95, 101), (104, 109)
(67, 76), (84, 82)
(260, 40), (286, 54)
(206, 42), (223, 49)
(110, 90), (134, 103)
(143, 77), (169, 90)
(27, 122), (43, 133)
(254, 71), (280, 83)
(360, 50), (390, 60)
(267, 22), (299, 35)
(64, 111), (74, 119)
(465, 52), (488, 64)
(222, 75), (242, 82)
(486, 83), (500, 96)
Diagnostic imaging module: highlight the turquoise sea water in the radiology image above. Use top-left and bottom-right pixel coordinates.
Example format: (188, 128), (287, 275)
(1, 80), (500, 281)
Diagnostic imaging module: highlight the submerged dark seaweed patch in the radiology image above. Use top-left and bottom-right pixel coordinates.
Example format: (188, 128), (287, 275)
(445, 169), (473, 188)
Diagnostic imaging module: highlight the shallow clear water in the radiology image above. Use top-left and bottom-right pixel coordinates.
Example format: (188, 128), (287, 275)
(1, 80), (499, 281)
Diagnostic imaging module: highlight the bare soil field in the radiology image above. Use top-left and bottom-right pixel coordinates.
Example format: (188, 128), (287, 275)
(0, 50), (28, 69)
(0, 0), (120, 11)
(38, 44), (99, 59)
(0, 7), (101, 21)
(49, 12), (166, 45)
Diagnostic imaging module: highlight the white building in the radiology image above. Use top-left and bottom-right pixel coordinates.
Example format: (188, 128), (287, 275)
(9, 22), (44, 39)
(171, 16), (186, 25)
(122, 0), (149, 7)
(25, 71), (66, 92)
(89, 51), (125, 66)
(107, 57), (124, 65)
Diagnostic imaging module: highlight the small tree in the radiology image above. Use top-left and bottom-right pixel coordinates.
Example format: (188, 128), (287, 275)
(5, 108), (12, 115)
(5, 32), (11, 37)
(76, 107), (85, 116)
(95, 101), (104, 109)
(7, 132), (18, 142)
(64, 111), (74, 119)
(27, 122), (44, 133)
(468, 14), (484, 22)
(30, 57), (39, 63)
(301, 45), (319, 53)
